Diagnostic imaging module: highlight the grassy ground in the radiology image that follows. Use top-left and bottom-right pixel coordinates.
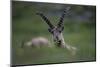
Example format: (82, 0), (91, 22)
(12, 23), (96, 65)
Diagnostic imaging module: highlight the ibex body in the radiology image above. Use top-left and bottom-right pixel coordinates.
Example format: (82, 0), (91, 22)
(22, 37), (50, 48)
(37, 7), (77, 55)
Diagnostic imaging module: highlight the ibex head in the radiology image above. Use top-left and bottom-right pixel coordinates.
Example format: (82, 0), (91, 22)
(36, 7), (70, 45)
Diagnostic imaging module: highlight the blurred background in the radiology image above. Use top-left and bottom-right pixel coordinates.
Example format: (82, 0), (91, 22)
(12, 1), (96, 65)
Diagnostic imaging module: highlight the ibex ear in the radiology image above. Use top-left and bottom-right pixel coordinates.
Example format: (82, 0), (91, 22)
(48, 28), (51, 32)
(48, 28), (53, 33)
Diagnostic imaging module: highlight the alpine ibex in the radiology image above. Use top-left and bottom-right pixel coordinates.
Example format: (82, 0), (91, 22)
(36, 7), (77, 55)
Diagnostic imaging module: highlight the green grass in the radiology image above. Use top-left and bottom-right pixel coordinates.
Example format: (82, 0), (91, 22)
(12, 26), (96, 65)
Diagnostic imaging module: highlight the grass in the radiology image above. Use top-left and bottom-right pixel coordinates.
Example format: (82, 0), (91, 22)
(12, 25), (96, 65)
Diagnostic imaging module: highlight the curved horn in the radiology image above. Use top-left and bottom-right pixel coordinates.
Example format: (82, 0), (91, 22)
(57, 7), (71, 28)
(36, 12), (54, 29)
